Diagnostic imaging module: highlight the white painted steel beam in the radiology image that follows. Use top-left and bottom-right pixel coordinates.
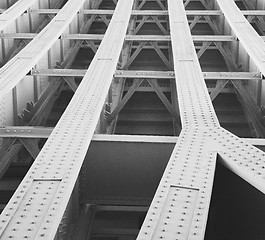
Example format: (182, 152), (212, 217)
(0, 0), (134, 239)
(242, 10), (265, 15)
(31, 9), (221, 15)
(0, 0), (38, 31)
(137, 1), (265, 240)
(31, 69), (262, 80)
(0, 33), (38, 39)
(169, 3), (220, 128)
(61, 34), (236, 42)
(29, 9), (265, 16)
(137, 1), (219, 239)
(0, 33), (237, 42)
(216, 0), (265, 77)
(0, 0), (86, 97)
(0, 126), (53, 138)
(1, 127), (265, 146)
(1, 0), (265, 239)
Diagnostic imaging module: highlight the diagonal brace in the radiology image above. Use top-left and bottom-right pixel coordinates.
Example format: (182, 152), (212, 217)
(107, 79), (144, 123)
(19, 138), (40, 159)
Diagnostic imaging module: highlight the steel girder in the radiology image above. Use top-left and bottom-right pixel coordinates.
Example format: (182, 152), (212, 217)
(0, 0), (106, 180)
(31, 68), (262, 80)
(0, 0), (265, 239)
(0, 0), (87, 97)
(0, 0), (66, 68)
(0, 0), (134, 238)
(137, 0), (265, 240)
(0, 0), (39, 32)
(1, 128), (265, 147)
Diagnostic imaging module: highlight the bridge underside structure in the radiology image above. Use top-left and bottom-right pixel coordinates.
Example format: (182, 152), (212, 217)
(1, 0), (265, 239)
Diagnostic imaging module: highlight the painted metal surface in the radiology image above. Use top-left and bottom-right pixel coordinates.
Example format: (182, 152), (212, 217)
(31, 69), (262, 80)
(0, 0), (133, 238)
(137, 0), (265, 239)
(29, 8), (265, 16)
(0, 128), (265, 146)
(216, 0), (265, 76)
(61, 34), (236, 41)
(1, 0), (265, 238)
(0, 0), (38, 31)
(0, 0), (86, 97)
(137, 1), (218, 239)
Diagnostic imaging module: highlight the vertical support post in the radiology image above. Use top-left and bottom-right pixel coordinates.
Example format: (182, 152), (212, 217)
(12, 87), (18, 126)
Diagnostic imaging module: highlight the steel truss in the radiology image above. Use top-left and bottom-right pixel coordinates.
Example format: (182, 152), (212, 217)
(0, 0), (265, 239)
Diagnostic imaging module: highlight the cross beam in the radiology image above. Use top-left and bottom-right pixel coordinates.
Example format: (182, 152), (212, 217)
(0, 33), (247, 42)
(0, 126), (265, 146)
(31, 69), (262, 80)
(29, 9), (265, 16)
